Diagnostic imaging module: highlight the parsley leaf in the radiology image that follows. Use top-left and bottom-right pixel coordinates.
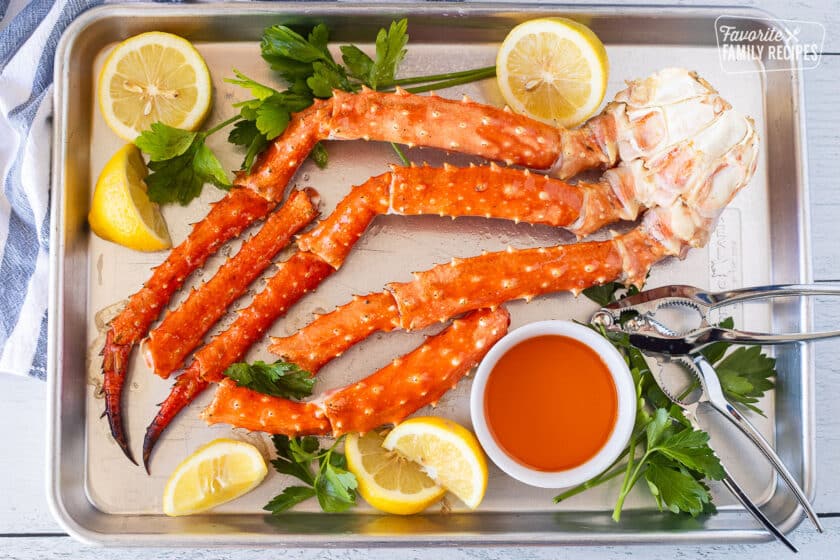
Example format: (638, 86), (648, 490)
(134, 123), (232, 205)
(255, 100), (291, 140)
(644, 458), (714, 517)
(270, 435), (316, 485)
(307, 61), (352, 97)
(316, 451), (358, 512)
(656, 428), (725, 479)
(340, 45), (374, 81)
(227, 119), (268, 172)
(582, 281), (641, 307)
(714, 346), (776, 415)
(369, 19), (409, 89)
(135, 123), (197, 161)
(645, 407), (671, 449)
(264, 486), (317, 514)
(224, 71), (314, 170)
(262, 24), (334, 67)
(265, 435), (357, 514)
(226, 69), (277, 101)
(222, 360), (314, 399)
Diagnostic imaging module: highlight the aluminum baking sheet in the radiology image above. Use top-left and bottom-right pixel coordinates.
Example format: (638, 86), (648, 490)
(47, 2), (814, 546)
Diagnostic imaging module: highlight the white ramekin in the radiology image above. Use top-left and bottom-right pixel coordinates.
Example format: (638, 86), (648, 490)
(469, 320), (635, 489)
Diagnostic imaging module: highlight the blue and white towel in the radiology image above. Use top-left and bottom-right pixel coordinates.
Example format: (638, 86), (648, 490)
(0, 0), (203, 379)
(0, 0), (108, 380)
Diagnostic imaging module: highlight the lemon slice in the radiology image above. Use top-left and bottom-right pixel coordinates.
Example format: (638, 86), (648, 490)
(98, 31), (212, 141)
(496, 17), (609, 128)
(345, 431), (445, 515)
(163, 438), (268, 516)
(88, 143), (172, 251)
(383, 417), (488, 510)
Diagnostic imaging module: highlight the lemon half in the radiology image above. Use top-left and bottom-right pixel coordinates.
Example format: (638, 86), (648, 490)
(345, 431), (446, 515)
(496, 17), (609, 128)
(163, 438), (268, 516)
(88, 143), (172, 251)
(383, 417), (488, 510)
(98, 31), (212, 141)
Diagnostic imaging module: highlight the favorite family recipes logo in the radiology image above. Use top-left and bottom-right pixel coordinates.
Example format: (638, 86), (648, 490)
(715, 15), (824, 73)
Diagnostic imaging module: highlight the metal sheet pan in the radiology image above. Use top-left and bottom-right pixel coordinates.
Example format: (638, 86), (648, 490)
(47, 2), (814, 546)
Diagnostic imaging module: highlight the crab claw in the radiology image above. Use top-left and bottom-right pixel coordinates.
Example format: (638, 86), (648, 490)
(102, 330), (137, 464)
(142, 367), (209, 473)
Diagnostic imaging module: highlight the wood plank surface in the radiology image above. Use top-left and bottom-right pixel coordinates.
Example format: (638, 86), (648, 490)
(2, 1), (839, 558)
(1, 517), (839, 560)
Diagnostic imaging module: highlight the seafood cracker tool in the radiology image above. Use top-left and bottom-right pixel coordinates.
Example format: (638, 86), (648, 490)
(590, 283), (840, 549)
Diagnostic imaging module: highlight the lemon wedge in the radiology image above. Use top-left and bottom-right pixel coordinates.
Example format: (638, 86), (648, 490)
(383, 417), (488, 510)
(88, 143), (172, 251)
(496, 17), (609, 128)
(98, 31), (212, 141)
(345, 431), (446, 515)
(163, 438), (268, 517)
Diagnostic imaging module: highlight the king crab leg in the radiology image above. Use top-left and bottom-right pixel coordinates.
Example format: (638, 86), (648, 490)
(101, 187), (272, 463)
(142, 189), (319, 378)
(100, 102), (329, 462)
(202, 308), (510, 437)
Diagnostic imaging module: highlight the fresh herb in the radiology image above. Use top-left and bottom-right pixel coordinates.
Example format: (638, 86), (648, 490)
(134, 121), (234, 205)
(705, 345), (776, 415)
(224, 70), (313, 171)
(134, 19), (497, 203)
(222, 360), (315, 399)
(264, 435), (358, 514)
(260, 19), (495, 165)
(562, 283), (777, 520)
(582, 281), (640, 307)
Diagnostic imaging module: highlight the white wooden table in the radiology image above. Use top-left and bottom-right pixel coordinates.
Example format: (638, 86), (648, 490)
(3, 0), (839, 557)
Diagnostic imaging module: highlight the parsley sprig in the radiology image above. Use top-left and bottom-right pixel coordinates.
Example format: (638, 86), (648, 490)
(134, 120), (235, 205)
(132, 18), (497, 203)
(222, 360), (315, 399)
(222, 359), (358, 513)
(264, 435), (358, 514)
(556, 282), (777, 520)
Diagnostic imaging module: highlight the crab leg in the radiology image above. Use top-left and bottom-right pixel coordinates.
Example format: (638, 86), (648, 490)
(101, 188), (272, 463)
(268, 292), (401, 374)
(240, 67), (731, 201)
(142, 190), (319, 378)
(141, 251), (333, 470)
(203, 308), (509, 436)
(100, 102), (329, 462)
(271, 228), (664, 372)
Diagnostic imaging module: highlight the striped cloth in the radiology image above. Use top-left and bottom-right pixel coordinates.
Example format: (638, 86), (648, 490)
(0, 0), (191, 379)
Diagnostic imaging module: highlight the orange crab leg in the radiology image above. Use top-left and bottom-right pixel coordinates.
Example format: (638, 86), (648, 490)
(203, 308), (509, 436)
(271, 228), (669, 372)
(296, 164), (624, 269)
(102, 188), (272, 463)
(141, 251), (333, 471)
(388, 229), (665, 330)
(142, 190), (319, 378)
(238, 88), (621, 201)
(204, 378), (331, 436)
(101, 102), (329, 462)
(127, 71), (735, 464)
(268, 292), (401, 374)
(323, 307), (509, 435)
